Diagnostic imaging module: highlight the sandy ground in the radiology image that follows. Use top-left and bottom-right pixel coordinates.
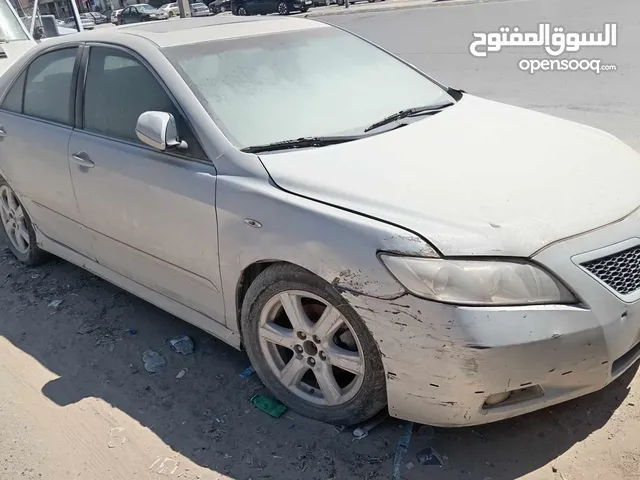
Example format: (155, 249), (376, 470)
(1, 234), (639, 480)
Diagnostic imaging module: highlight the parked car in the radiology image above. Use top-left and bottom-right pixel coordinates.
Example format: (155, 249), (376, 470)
(190, 2), (212, 16)
(111, 8), (123, 23)
(159, 2), (180, 16)
(233, 0), (311, 15)
(85, 11), (109, 24)
(62, 15), (95, 30)
(2, 16), (640, 429)
(117, 4), (169, 24)
(208, 0), (231, 14)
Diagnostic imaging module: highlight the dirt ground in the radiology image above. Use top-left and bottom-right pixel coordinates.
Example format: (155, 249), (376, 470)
(1, 235), (639, 480)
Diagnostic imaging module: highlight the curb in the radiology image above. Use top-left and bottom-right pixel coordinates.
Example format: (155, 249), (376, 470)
(303, 0), (515, 17)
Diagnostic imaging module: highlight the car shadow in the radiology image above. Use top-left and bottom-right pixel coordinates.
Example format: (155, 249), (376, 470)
(0, 242), (636, 479)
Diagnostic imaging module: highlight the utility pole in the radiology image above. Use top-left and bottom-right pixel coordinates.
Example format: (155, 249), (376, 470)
(177, 0), (190, 17)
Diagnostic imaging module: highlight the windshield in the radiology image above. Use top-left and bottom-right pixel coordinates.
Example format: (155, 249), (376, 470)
(0, 0), (29, 42)
(163, 27), (453, 149)
(139, 4), (156, 11)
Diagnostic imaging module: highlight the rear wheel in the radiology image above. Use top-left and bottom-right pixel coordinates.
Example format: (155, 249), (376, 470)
(277, 1), (289, 14)
(0, 181), (48, 266)
(237, 5), (248, 14)
(241, 263), (387, 425)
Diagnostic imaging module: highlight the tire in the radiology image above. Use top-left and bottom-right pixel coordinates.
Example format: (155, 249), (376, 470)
(237, 5), (247, 14)
(241, 263), (387, 426)
(277, 1), (289, 14)
(168, 11), (174, 16)
(300, 5), (308, 11)
(0, 180), (48, 266)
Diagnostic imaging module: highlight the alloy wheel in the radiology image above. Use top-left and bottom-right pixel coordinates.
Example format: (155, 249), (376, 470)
(0, 185), (30, 255)
(258, 290), (365, 406)
(278, 2), (288, 14)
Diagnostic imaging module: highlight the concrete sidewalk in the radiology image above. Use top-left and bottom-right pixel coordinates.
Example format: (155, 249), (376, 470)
(303, 0), (512, 17)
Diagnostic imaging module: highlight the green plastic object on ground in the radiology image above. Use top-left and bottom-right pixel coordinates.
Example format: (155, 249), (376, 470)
(250, 394), (288, 418)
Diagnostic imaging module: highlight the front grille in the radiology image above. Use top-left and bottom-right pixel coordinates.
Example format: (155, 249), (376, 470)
(582, 245), (640, 295)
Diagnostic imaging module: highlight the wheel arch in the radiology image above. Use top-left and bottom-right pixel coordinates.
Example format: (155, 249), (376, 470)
(235, 259), (279, 344)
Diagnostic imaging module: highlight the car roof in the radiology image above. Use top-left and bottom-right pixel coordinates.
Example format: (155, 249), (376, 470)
(50, 16), (328, 48)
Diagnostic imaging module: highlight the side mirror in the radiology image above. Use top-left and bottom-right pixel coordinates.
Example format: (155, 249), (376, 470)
(135, 111), (182, 151)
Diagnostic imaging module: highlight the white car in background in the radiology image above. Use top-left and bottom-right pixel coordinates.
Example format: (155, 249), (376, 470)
(111, 9), (123, 23)
(159, 2), (180, 16)
(62, 14), (96, 30)
(190, 2), (212, 16)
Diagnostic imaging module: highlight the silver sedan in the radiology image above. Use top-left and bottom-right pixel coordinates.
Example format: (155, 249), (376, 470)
(1, 17), (639, 428)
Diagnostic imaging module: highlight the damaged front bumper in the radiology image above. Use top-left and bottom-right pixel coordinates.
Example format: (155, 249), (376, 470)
(347, 210), (640, 427)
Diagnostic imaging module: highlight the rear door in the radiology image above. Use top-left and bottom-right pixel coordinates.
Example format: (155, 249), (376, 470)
(0, 46), (93, 259)
(67, 44), (225, 324)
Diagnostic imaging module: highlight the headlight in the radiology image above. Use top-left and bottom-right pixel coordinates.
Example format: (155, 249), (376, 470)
(379, 254), (576, 306)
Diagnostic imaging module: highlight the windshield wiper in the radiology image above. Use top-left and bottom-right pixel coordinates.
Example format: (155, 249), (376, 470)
(241, 135), (363, 154)
(364, 102), (455, 132)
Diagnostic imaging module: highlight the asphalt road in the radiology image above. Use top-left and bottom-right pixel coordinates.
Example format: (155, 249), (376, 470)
(326, 0), (640, 150)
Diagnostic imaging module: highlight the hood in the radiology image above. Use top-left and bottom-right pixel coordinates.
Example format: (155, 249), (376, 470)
(259, 95), (640, 257)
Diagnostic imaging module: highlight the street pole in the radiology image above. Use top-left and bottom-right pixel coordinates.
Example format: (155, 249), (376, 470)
(29, 0), (39, 35)
(177, 0), (190, 18)
(69, 0), (84, 30)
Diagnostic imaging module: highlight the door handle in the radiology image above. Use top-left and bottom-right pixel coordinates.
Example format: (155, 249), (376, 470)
(71, 152), (95, 168)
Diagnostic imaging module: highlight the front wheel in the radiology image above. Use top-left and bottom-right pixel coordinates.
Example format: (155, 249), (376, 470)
(0, 181), (48, 266)
(241, 263), (387, 426)
(300, 5), (308, 11)
(237, 5), (248, 14)
(277, 1), (289, 14)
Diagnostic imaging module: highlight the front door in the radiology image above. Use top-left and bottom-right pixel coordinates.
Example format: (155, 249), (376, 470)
(68, 45), (225, 324)
(0, 46), (93, 259)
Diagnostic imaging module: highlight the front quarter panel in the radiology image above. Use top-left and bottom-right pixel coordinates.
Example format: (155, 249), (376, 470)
(216, 167), (435, 332)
